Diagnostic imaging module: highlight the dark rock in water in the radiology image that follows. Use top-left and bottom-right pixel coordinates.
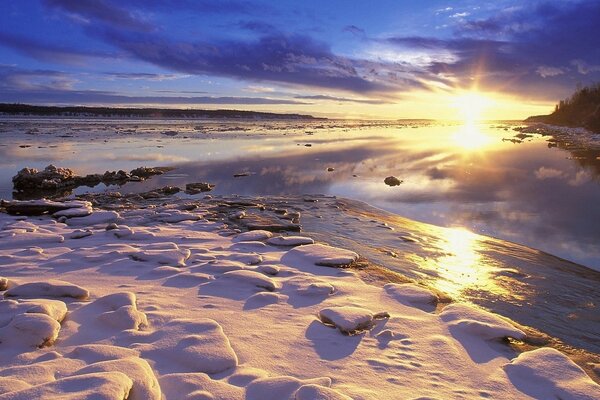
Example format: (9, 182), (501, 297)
(130, 167), (165, 179)
(384, 176), (403, 187)
(13, 165), (76, 191)
(140, 186), (181, 199)
(161, 130), (178, 136)
(327, 167), (335, 172)
(11, 164), (171, 200)
(185, 182), (215, 194)
(233, 172), (251, 178)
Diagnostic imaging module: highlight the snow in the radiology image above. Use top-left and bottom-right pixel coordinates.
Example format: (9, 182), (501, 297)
(384, 283), (438, 311)
(319, 306), (382, 335)
(504, 347), (600, 399)
(0, 372), (133, 400)
(0, 199), (598, 399)
(284, 243), (359, 267)
(233, 230), (273, 242)
(5, 280), (90, 300)
(266, 235), (315, 246)
(440, 303), (526, 341)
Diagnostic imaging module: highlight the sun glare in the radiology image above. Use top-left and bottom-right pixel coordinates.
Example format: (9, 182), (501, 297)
(453, 92), (493, 123)
(451, 123), (493, 150)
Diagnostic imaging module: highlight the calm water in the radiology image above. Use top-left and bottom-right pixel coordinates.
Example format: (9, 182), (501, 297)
(2, 117), (600, 271)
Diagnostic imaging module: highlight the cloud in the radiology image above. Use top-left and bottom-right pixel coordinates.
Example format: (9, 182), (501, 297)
(382, 0), (600, 98)
(534, 166), (566, 180)
(91, 28), (405, 94)
(0, 89), (308, 105)
(294, 95), (389, 105)
(0, 31), (116, 64)
(43, 0), (154, 31)
(535, 66), (565, 78)
(101, 72), (189, 81)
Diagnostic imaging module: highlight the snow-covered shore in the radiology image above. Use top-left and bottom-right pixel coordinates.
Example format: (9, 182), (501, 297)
(0, 198), (599, 399)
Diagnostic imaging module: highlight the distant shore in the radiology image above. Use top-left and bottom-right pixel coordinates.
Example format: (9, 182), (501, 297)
(0, 103), (323, 120)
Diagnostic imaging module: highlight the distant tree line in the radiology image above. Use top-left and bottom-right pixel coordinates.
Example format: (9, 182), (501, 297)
(528, 83), (600, 132)
(0, 103), (321, 120)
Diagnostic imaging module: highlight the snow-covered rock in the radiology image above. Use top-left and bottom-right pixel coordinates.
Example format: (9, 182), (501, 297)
(440, 303), (525, 340)
(285, 244), (358, 267)
(5, 280), (89, 300)
(504, 347), (600, 400)
(267, 236), (315, 246)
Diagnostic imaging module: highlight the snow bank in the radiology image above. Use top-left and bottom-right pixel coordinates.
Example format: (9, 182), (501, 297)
(0, 199), (597, 399)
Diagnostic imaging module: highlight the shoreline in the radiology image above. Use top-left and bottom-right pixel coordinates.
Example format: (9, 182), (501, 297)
(0, 192), (599, 398)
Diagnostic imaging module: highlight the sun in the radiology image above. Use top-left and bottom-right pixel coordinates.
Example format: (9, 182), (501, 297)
(453, 91), (494, 123)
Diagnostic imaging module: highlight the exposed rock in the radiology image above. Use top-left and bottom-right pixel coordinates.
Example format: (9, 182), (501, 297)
(12, 165), (75, 191)
(129, 167), (166, 179)
(11, 165), (170, 200)
(185, 182), (215, 194)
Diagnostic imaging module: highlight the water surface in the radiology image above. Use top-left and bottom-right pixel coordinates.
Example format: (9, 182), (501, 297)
(1, 117), (600, 271)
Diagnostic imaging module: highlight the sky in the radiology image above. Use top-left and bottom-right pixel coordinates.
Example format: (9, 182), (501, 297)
(1, 0), (599, 119)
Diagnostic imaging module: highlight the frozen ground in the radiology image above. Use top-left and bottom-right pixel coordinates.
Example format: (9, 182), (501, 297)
(0, 197), (599, 399)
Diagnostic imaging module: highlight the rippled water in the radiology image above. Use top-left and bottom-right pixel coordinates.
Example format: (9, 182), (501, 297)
(1, 117), (600, 271)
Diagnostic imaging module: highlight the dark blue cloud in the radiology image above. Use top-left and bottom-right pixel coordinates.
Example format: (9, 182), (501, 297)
(44, 0), (154, 31)
(0, 89), (308, 105)
(92, 28), (403, 94)
(0, 31), (116, 64)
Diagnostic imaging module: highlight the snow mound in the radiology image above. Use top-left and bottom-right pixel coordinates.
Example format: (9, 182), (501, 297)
(233, 230), (273, 242)
(229, 241), (268, 251)
(74, 357), (161, 400)
(67, 229), (93, 239)
(246, 376), (332, 400)
(5, 280), (89, 300)
(0, 313), (61, 350)
(0, 371), (133, 400)
(220, 270), (279, 292)
(0, 231), (64, 248)
(267, 236), (315, 246)
(0, 298), (67, 325)
(196, 260), (248, 274)
(255, 264), (280, 276)
(66, 344), (140, 363)
(299, 281), (335, 297)
(152, 210), (200, 223)
(440, 303), (525, 340)
(245, 292), (284, 309)
(384, 283), (438, 310)
(136, 319), (238, 374)
(286, 244), (358, 267)
(66, 210), (120, 226)
(504, 347), (600, 400)
(0, 358), (85, 386)
(94, 292), (148, 331)
(53, 205), (93, 218)
(0, 378), (30, 395)
(319, 306), (386, 335)
(130, 244), (191, 267)
(294, 384), (352, 400)
(161, 373), (244, 400)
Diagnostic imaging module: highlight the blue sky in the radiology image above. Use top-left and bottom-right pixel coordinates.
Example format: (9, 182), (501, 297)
(1, 0), (599, 118)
